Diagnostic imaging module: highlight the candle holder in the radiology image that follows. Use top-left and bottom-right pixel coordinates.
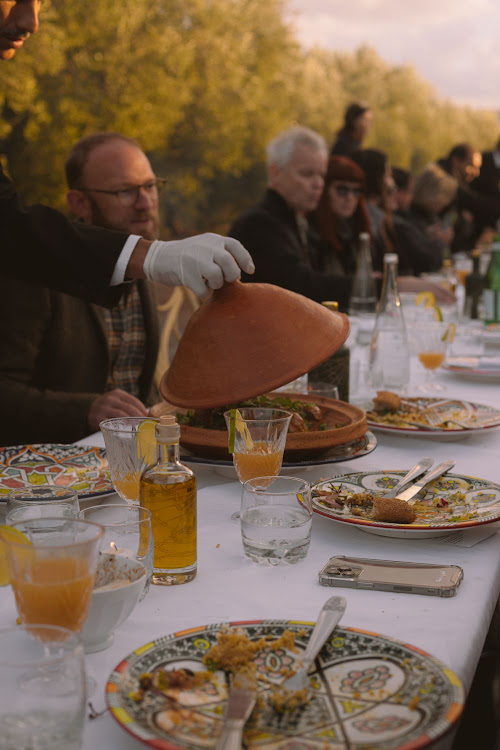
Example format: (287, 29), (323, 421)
(79, 504), (153, 599)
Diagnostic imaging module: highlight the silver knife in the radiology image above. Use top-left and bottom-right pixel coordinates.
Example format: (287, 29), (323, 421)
(395, 460), (455, 505)
(389, 457), (434, 495)
(216, 685), (256, 750)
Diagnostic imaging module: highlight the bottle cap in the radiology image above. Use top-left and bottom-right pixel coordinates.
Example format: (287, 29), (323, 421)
(321, 301), (339, 312)
(155, 414), (180, 444)
(359, 232), (369, 241)
(383, 253), (398, 263)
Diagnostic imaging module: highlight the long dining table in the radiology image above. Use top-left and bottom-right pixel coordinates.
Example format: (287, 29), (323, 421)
(1, 347), (500, 749)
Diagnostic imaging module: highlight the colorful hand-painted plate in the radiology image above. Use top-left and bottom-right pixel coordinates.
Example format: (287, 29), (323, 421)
(311, 470), (500, 538)
(442, 357), (500, 380)
(106, 619), (463, 750)
(365, 397), (500, 439)
(0, 443), (112, 500)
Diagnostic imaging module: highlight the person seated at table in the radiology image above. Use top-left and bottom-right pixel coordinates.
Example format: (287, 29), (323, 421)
(330, 103), (373, 159)
(0, 0), (254, 305)
(437, 142), (500, 253)
(405, 163), (458, 263)
(229, 126), (455, 307)
(351, 149), (443, 276)
(0, 132), (174, 446)
(312, 155), (372, 276)
(391, 167), (414, 218)
(229, 126), (353, 306)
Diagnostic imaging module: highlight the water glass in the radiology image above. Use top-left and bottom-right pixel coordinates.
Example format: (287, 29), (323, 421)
(6, 488), (79, 525)
(79, 504), (153, 599)
(240, 476), (312, 565)
(449, 320), (484, 357)
(0, 624), (85, 750)
(306, 382), (339, 400)
(100, 417), (158, 503)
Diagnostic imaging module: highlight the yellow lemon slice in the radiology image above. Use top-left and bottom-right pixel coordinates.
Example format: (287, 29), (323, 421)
(415, 291), (436, 308)
(0, 525), (32, 587)
(137, 419), (157, 466)
(434, 305), (443, 321)
(441, 322), (456, 343)
(227, 409), (254, 454)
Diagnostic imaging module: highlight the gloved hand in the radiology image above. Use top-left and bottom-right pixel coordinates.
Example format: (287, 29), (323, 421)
(143, 233), (255, 299)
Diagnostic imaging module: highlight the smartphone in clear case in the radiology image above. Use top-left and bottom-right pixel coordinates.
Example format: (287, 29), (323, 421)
(318, 555), (463, 597)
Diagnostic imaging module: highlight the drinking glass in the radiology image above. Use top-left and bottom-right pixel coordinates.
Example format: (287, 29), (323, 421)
(79, 504), (153, 600)
(6, 487), (79, 525)
(306, 382), (339, 400)
(100, 417), (158, 504)
(3, 517), (104, 633)
(224, 408), (292, 520)
(0, 624), (85, 750)
(240, 476), (312, 565)
(413, 322), (453, 391)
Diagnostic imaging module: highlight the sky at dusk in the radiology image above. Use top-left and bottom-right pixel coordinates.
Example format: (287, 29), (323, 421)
(286, 0), (500, 111)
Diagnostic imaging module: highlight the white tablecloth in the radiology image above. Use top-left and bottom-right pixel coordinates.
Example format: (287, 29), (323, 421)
(2, 357), (500, 748)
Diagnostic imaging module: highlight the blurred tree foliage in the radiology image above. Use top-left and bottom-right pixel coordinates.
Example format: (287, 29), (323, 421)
(1, 0), (498, 233)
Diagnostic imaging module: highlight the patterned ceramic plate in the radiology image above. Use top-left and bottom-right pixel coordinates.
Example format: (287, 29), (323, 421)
(181, 431), (377, 470)
(0, 443), (113, 500)
(311, 470), (500, 538)
(442, 357), (500, 381)
(106, 619), (464, 750)
(365, 397), (500, 438)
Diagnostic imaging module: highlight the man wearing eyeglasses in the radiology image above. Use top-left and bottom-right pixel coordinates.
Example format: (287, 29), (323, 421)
(0, 132), (176, 444)
(0, 0), (254, 305)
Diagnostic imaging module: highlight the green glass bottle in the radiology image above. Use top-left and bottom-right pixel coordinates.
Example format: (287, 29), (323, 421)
(482, 243), (500, 324)
(308, 301), (350, 401)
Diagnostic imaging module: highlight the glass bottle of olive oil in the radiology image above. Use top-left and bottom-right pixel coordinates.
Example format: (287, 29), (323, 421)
(139, 415), (197, 585)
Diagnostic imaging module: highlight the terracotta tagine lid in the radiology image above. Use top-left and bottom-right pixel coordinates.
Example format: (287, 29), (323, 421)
(160, 280), (350, 409)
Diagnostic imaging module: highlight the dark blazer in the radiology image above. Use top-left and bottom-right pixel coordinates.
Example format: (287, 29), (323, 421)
(0, 277), (159, 445)
(472, 151), (500, 198)
(228, 189), (351, 307)
(1, 164), (128, 306)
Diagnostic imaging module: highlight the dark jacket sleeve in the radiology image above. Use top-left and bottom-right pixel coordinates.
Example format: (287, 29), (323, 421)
(1, 165), (127, 306)
(229, 210), (351, 308)
(0, 280), (102, 445)
(392, 215), (443, 275)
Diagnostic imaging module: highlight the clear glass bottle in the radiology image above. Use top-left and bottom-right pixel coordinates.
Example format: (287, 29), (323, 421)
(482, 243), (500, 324)
(139, 415), (197, 585)
(308, 301), (350, 401)
(369, 253), (410, 392)
(348, 232), (377, 316)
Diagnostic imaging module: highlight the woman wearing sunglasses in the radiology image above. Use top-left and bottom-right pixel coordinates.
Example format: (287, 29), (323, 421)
(313, 156), (374, 276)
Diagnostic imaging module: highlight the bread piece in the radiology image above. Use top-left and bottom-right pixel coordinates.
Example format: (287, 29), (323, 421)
(373, 391), (402, 412)
(372, 496), (416, 524)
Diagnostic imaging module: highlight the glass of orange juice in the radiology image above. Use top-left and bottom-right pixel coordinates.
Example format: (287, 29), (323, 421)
(414, 322), (453, 392)
(100, 417), (159, 503)
(224, 408), (292, 519)
(3, 517), (104, 633)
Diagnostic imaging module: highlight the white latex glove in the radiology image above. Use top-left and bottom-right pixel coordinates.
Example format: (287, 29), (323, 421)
(143, 233), (255, 299)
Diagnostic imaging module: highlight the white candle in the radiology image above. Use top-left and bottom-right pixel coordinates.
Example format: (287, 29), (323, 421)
(108, 541), (135, 558)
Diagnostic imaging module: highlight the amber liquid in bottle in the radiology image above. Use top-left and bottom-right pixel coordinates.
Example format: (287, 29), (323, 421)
(140, 417), (197, 585)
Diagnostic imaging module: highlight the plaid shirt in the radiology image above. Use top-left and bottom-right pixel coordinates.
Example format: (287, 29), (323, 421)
(101, 283), (146, 398)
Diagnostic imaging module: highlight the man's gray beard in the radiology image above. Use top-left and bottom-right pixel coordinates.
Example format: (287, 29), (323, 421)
(89, 199), (158, 240)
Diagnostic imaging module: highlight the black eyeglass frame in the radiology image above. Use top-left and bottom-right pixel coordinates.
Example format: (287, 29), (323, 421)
(74, 178), (167, 206)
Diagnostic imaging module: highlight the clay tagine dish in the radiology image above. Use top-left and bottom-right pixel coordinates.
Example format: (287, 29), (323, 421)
(160, 280), (350, 409)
